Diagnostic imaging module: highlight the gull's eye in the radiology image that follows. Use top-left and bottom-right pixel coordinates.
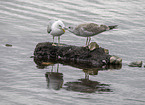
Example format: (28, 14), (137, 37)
(59, 25), (62, 27)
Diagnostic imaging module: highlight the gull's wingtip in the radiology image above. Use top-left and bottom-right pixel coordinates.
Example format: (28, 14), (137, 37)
(109, 25), (118, 30)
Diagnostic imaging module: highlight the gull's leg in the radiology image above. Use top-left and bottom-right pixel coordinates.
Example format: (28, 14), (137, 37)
(58, 36), (60, 46)
(51, 65), (53, 72)
(53, 36), (54, 44)
(52, 36), (56, 46)
(88, 37), (91, 46)
(85, 72), (89, 80)
(86, 37), (88, 46)
(57, 63), (59, 72)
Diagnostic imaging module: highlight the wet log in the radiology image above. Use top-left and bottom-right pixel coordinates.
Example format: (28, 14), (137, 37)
(34, 42), (122, 67)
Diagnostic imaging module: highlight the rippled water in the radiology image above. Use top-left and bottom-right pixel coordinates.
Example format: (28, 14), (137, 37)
(0, 0), (145, 105)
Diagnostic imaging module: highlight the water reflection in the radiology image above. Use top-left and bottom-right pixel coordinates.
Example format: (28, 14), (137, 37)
(64, 68), (112, 93)
(34, 58), (121, 93)
(45, 64), (63, 90)
(64, 79), (112, 93)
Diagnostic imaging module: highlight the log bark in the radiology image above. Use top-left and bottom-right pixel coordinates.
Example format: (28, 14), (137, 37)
(34, 42), (122, 67)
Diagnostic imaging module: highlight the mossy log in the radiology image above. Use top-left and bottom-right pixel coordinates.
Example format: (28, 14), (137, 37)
(34, 42), (122, 67)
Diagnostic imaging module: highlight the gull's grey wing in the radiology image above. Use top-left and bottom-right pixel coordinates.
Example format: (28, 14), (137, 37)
(47, 20), (56, 33)
(78, 23), (109, 36)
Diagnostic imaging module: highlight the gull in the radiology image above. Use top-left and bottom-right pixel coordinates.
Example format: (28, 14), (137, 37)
(47, 20), (65, 45)
(67, 23), (117, 46)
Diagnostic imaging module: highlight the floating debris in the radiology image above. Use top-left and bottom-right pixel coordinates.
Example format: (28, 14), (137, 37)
(5, 44), (12, 47)
(128, 61), (142, 67)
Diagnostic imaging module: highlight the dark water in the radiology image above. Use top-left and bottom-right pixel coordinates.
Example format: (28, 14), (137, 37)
(0, 0), (145, 105)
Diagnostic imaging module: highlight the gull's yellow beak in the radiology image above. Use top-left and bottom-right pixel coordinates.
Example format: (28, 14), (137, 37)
(62, 28), (65, 33)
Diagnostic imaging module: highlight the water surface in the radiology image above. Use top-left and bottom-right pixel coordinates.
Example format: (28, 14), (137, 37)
(0, 0), (145, 105)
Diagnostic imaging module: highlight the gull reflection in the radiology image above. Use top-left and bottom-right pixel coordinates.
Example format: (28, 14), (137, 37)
(45, 64), (63, 90)
(64, 68), (112, 93)
(64, 79), (112, 93)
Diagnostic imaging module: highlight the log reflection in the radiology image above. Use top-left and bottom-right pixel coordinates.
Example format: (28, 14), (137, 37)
(42, 63), (113, 93)
(34, 58), (121, 93)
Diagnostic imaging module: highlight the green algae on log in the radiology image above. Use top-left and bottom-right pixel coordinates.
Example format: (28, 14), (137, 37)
(34, 42), (122, 67)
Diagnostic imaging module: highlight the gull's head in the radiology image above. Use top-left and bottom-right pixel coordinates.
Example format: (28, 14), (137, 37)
(66, 26), (75, 32)
(55, 20), (65, 33)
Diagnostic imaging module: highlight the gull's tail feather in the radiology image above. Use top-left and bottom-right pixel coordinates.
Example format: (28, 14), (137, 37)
(108, 25), (118, 30)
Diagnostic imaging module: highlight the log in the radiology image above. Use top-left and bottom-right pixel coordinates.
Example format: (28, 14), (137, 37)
(34, 42), (122, 67)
